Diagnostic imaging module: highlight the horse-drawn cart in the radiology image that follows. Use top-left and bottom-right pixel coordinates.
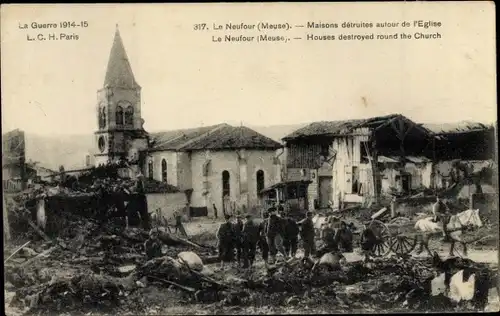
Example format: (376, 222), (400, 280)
(362, 216), (417, 257)
(361, 208), (484, 258)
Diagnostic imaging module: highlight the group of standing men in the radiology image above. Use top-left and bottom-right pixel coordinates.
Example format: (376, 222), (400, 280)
(216, 205), (354, 270)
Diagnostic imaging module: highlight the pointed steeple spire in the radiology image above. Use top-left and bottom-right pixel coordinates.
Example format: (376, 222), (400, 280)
(103, 25), (140, 89)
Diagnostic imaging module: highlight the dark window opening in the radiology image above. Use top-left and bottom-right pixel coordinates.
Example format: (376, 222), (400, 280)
(320, 144), (330, 157)
(256, 170), (265, 194)
(161, 159), (167, 183)
(99, 107), (106, 129)
(222, 170), (230, 197)
(360, 141), (369, 164)
(298, 185), (307, 198)
(402, 174), (411, 192)
(395, 174), (411, 193)
(287, 186), (298, 199)
(352, 166), (360, 194)
(116, 106), (124, 125)
(125, 107), (134, 125)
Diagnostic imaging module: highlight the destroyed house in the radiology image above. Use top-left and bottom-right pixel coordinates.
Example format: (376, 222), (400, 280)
(282, 114), (437, 209)
(421, 121), (496, 191)
(421, 121), (496, 161)
(148, 123), (283, 215)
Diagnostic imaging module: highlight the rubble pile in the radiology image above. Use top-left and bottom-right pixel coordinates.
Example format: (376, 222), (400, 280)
(5, 215), (219, 314)
(200, 256), (498, 312)
(4, 163), (497, 314)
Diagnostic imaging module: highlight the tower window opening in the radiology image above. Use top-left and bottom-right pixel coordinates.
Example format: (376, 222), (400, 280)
(116, 106), (124, 125)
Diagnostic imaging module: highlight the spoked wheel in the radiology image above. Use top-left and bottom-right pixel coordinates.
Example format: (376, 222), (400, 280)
(368, 220), (392, 257)
(390, 235), (417, 256)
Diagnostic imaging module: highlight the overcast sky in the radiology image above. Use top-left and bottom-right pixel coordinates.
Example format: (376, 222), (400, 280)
(1, 2), (496, 137)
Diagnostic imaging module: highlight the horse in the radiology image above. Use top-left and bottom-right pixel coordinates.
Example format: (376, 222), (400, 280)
(413, 209), (483, 257)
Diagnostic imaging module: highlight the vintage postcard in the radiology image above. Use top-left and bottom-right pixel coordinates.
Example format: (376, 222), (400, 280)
(2, 2), (498, 315)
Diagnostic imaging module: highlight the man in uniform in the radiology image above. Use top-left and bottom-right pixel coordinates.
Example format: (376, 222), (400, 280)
(233, 214), (244, 267)
(335, 221), (354, 253)
(282, 213), (300, 258)
(174, 210), (188, 237)
(241, 214), (260, 269)
(217, 214), (234, 270)
(266, 208), (287, 264)
(144, 229), (162, 260)
(258, 211), (270, 265)
(298, 211), (316, 261)
(360, 222), (377, 262)
(432, 196), (451, 241)
(316, 220), (338, 258)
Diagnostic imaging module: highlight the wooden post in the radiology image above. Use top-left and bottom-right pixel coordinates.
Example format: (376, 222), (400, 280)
(390, 198), (397, 218)
(369, 136), (380, 205)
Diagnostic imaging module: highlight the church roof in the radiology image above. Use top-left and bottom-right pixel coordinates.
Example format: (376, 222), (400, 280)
(150, 123), (282, 152)
(103, 26), (140, 89)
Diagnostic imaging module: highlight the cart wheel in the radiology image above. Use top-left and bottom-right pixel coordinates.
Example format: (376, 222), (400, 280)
(368, 220), (392, 257)
(391, 235), (417, 256)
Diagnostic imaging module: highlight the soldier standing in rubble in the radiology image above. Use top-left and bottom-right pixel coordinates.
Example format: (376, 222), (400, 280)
(233, 214), (244, 267)
(360, 222), (377, 262)
(335, 221), (354, 253)
(298, 211), (316, 261)
(282, 212), (299, 258)
(144, 229), (162, 260)
(316, 219), (338, 258)
(432, 195), (451, 241)
(173, 210), (188, 237)
(241, 214), (260, 269)
(258, 211), (270, 266)
(217, 214), (234, 270)
(266, 208), (287, 264)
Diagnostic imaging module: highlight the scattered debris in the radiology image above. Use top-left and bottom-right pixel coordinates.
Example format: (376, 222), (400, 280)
(3, 163), (498, 315)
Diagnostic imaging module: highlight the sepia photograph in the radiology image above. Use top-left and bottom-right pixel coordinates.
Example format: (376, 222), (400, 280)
(2, 2), (498, 315)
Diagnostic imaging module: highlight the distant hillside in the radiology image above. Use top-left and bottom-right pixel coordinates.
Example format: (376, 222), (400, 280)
(248, 123), (308, 143)
(24, 133), (93, 171)
(21, 123), (307, 171)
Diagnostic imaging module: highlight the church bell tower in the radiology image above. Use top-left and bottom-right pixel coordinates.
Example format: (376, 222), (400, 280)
(94, 25), (149, 168)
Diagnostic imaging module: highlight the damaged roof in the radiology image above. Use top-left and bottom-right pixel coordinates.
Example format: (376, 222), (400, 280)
(150, 123), (282, 152)
(283, 114), (433, 141)
(420, 121), (493, 135)
(150, 124), (220, 151)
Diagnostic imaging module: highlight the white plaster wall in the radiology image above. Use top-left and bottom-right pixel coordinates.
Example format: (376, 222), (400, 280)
(331, 129), (371, 207)
(148, 151), (178, 186)
(176, 152), (192, 190)
(190, 149), (278, 212)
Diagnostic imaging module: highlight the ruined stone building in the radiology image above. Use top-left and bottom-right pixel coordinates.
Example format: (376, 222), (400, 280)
(92, 27), (282, 213)
(282, 115), (496, 210)
(282, 115), (437, 209)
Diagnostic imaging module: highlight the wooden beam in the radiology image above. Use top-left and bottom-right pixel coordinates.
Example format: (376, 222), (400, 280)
(364, 138), (379, 205)
(373, 117), (399, 133)
(390, 119), (406, 141)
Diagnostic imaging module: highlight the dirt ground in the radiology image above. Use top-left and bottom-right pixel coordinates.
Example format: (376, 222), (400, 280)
(4, 216), (499, 315)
